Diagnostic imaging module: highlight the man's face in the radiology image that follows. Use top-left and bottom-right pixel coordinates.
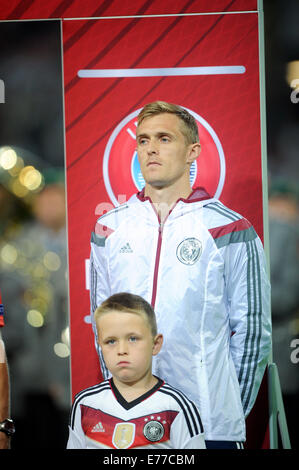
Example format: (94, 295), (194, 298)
(136, 113), (200, 190)
(97, 311), (161, 387)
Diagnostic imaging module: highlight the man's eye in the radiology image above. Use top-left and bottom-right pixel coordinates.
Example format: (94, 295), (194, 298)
(138, 139), (148, 145)
(160, 136), (170, 142)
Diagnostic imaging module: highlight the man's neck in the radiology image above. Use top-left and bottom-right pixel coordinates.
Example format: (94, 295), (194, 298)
(144, 183), (192, 223)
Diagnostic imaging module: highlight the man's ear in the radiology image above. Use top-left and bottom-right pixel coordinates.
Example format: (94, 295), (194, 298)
(187, 142), (201, 164)
(152, 334), (163, 356)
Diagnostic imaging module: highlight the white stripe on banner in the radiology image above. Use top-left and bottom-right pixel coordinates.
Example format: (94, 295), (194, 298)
(78, 66), (246, 78)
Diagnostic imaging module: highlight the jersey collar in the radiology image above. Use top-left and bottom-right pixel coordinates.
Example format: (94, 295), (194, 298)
(109, 377), (164, 410)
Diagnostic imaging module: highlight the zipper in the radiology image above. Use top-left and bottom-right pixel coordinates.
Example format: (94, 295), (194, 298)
(150, 220), (164, 308)
(149, 194), (185, 307)
(145, 189), (208, 309)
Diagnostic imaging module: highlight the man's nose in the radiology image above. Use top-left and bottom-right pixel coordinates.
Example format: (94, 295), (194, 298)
(147, 139), (158, 154)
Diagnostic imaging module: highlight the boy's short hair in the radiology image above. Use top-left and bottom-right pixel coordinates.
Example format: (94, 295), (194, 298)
(94, 292), (158, 336)
(137, 100), (199, 145)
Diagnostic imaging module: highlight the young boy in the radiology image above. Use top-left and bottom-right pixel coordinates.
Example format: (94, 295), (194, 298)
(67, 293), (205, 449)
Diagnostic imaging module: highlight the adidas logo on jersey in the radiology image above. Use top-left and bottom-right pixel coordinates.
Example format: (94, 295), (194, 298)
(91, 421), (105, 433)
(119, 243), (133, 253)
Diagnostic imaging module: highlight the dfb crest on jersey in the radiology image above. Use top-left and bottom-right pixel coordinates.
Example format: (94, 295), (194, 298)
(112, 422), (135, 449)
(143, 420), (165, 442)
(102, 107), (226, 207)
(177, 238), (202, 265)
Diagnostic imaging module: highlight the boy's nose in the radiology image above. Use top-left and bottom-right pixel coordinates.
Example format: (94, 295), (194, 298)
(117, 340), (128, 355)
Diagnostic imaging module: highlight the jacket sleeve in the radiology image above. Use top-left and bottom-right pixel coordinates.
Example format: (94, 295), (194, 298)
(89, 223), (112, 379)
(224, 231), (272, 417)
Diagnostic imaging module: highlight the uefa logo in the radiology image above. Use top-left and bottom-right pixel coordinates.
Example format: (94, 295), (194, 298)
(103, 107), (226, 206)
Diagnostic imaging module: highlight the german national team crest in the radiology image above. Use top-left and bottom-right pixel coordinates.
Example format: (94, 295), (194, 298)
(143, 420), (165, 442)
(176, 238), (202, 265)
(112, 422), (135, 449)
(103, 107), (226, 206)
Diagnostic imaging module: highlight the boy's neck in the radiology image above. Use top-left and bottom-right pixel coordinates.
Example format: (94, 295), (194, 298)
(113, 375), (158, 403)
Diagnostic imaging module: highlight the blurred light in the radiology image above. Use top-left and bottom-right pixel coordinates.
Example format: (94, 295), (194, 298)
(32, 263), (48, 279)
(19, 165), (43, 191)
(20, 239), (35, 258)
(23, 289), (34, 305)
(11, 178), (29, 197)
(1, 244), (18, 264)
(27, 309), (44, 328)
(54, 342), (70, 358)
(8, 156), (24, 176)
(15, 255), (26, 269)
(34, 285), (52, 303)
(23, 285), (52, 309)
(0, 147), (17, 170)
(286, 61), (299, 88)
(43, 251), (61, 271)
(290, 318), (299, 335)
(30, 297), (48, 314)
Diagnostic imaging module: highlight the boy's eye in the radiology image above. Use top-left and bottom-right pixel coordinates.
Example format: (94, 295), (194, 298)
(106, 339), (115, 345)
(129, 336), (137, 342)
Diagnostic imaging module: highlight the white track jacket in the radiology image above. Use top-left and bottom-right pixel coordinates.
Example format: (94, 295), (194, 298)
(90, 187), (272, 442)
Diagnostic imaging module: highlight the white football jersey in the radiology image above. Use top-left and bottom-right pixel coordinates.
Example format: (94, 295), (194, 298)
(67, 378), (205, 449)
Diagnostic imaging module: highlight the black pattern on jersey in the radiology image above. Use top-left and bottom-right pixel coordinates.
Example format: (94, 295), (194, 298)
(159, 383), (204, 437)
(70, 381), (110, 429)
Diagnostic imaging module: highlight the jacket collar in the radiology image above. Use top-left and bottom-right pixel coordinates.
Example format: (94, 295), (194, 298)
(136, 186), (211, 204)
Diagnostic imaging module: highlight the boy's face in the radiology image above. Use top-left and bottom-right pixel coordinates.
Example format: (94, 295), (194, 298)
(97, 310), (162, 387)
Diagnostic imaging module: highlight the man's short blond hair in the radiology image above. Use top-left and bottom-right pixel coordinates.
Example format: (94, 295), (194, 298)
(137, 101), (199, 145)
(94, 292), (158, 337)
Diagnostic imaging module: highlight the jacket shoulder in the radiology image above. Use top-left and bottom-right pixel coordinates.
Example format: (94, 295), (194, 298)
(202, 200), (243, 227)
(202, 201), (257, 248)
(91, 202), (133, 245)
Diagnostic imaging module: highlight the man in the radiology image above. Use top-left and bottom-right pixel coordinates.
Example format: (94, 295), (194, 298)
(90, 101), (271, 448)
(0, 295), (15, 449)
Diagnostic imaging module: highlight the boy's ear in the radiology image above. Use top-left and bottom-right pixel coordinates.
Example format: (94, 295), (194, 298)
(152, 334), (163, 356)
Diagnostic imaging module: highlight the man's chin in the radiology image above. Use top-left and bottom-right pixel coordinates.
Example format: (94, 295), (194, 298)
(144, 179), (170, 190)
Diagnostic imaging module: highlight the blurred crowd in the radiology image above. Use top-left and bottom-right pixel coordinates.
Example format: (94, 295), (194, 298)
(0, 171), (70, 448)
(268, 179), (299, 449)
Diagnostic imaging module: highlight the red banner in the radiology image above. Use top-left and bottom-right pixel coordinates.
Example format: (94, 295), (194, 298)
(63, 8), (264, 398)
(0, 0), (258, 20)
